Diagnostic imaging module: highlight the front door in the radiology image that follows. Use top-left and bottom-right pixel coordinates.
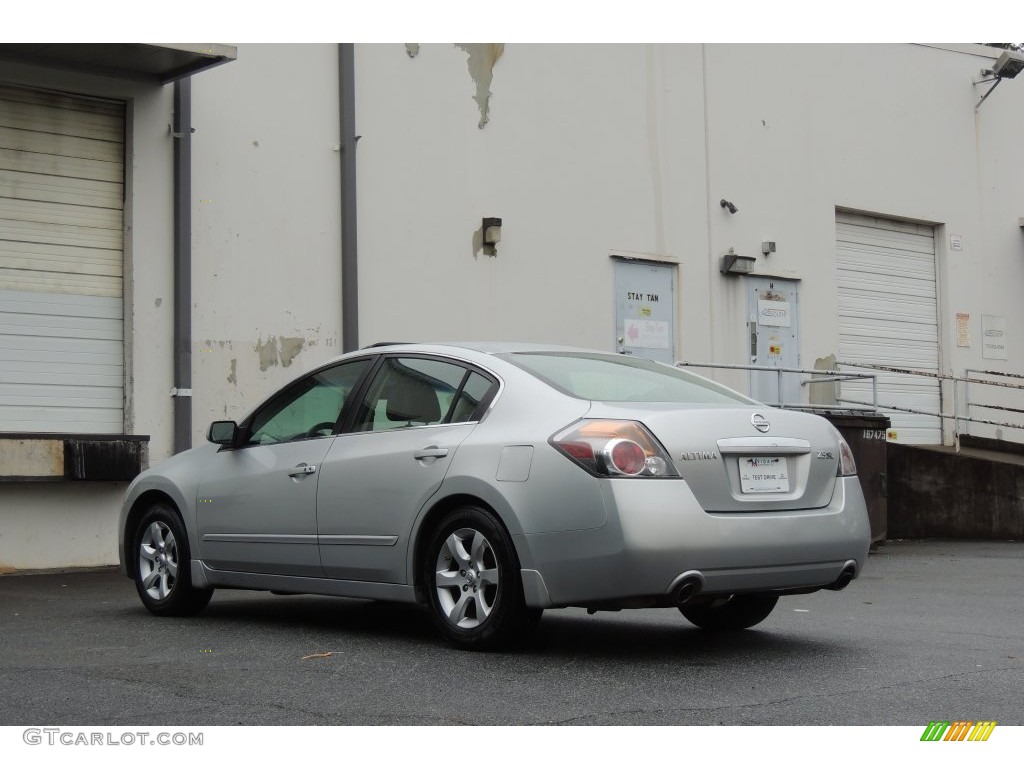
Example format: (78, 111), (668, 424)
(614, 259), (677, 365)
(747, 277), (801, 405)
(196, 358), (371, 577)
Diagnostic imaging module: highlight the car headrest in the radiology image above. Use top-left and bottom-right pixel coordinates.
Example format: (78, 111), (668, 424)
(386, 377), (441, 424)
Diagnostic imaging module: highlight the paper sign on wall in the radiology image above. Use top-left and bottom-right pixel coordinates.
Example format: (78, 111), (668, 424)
(982, 315), (1008, 360)
(956, 313), (971, 348)
(624, 318), (670, 349)
(757, 300), (792, 327)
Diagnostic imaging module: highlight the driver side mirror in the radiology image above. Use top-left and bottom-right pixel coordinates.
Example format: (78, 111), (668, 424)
(207, 420), (238, 446)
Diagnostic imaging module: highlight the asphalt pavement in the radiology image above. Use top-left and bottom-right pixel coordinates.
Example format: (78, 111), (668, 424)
(1, 539), (1021, 726)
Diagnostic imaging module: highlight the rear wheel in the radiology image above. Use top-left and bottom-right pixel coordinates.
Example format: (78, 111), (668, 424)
(422, 506), (541, 650)
(679, 593), (778, 631)
(132, 504), (212, 616)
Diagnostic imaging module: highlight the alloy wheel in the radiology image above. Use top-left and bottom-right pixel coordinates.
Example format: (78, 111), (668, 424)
(138, 520), (178, 601)
(434, 527), (500, 629)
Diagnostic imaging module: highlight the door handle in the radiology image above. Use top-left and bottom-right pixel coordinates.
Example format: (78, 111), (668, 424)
(288, 463), (317, 477)
(413, 447), (449, 460)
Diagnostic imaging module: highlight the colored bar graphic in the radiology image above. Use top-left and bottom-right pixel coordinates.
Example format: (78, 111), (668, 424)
(920, 720), (997, 742)
(921, 722), (950, 741)
(944, 721), (972, 741)
(968, 721), (997, 742)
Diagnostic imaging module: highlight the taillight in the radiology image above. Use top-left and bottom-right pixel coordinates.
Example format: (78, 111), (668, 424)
(837, 434), (857, 476)
(550, 420), (679, 478)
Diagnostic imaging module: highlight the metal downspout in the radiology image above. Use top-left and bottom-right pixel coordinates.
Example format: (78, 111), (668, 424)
(172, 78), (192, 452)
(339, 43), (359, 352)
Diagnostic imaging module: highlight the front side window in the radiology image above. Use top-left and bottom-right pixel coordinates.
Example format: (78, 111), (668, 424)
(247, 359), (371, 445)
(354, 357), (491, 432)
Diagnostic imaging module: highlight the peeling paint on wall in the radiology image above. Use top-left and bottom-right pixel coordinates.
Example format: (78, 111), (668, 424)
(810, 353), (839, 406)
(278, 336), (305, 367)
(455, 44), (504, 129)
(227, 358), (237, 385)
(405, 44), (420, 58)
(254, 335), (306, 371)
(255, 336), (279, 371)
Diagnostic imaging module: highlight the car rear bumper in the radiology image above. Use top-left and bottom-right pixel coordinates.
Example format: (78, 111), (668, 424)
(516, 476), (870, 608)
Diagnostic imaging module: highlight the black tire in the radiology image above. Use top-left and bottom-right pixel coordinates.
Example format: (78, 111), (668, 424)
(679, 593), (779, 631)
(132, 503), (212, 617)
(421, 505), (541, 650)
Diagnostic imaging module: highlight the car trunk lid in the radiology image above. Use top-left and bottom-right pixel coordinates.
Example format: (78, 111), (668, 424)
(585, 402), (842, 512)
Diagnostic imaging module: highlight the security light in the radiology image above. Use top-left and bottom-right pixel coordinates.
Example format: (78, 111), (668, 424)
(482, 217), (502, 247)
(720, 252), (756, 275)
(991, 50), (1024, 79)
(975, 49), (1024, 109)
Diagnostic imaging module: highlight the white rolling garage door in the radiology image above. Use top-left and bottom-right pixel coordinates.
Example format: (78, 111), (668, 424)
(835, 211), (941, 444)
(0, 85), (124, 433)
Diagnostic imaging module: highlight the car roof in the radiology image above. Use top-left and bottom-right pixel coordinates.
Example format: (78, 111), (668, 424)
(361, 341), (602, 356)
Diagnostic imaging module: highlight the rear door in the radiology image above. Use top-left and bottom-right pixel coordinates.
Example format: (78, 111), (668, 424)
(316, 356), (498, 583)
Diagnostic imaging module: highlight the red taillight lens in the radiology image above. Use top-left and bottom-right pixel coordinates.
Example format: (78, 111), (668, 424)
(550, 419), (679, 478)
(606, 439), (646, 475)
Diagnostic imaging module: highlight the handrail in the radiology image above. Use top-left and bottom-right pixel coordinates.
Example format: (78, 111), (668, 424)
(677, 359), (1024, 443)
(676, 361), (878, 410)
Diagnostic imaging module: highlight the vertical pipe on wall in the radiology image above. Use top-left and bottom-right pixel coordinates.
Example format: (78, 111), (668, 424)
(339, 43), (359, 352)
(172, 78), (192, 453)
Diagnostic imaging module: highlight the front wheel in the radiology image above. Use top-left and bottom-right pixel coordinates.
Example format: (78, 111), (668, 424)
(679, 593), (778, 631)
(422, 506), (541, 650)
(133, 504), (212, 617)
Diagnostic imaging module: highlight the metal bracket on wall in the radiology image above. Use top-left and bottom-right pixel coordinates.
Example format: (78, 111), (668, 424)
(169, 387), (193, 397)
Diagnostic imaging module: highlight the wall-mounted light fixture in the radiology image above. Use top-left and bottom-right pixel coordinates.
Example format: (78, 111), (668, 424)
(720, 249), (756, 275)
(482, 217), (502, 248)
(974, 49), (1024, 109)
(720, 199), (738, 214)
(761, 241), (776, 257)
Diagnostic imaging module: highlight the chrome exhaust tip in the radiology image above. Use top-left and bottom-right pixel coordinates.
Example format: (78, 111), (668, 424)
(669, 570), (705, 604)
(825, 560), (859, 591)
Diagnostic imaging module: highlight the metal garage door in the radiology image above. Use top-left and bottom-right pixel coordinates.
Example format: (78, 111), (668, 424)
(0, 84), (125, 433)
(835, 211), (941, 445)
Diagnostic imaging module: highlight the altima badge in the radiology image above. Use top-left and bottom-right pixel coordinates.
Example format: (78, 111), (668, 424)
(679, 451), (718, 460)
(751, 413), (770, 433)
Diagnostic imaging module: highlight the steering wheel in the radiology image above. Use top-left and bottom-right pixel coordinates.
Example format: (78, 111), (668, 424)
(305, 421), (337, 438)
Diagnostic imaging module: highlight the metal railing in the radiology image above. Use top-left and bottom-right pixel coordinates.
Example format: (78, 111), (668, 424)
(675, 361), (878, 410)
(677, 359), (1024, 446)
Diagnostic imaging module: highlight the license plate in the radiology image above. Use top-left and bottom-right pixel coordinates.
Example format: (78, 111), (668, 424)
(739, 456), (789, 493)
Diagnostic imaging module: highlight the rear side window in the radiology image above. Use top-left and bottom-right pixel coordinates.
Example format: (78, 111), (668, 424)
(352, 357), (497, 432)
(449, 371), (497, 423)
(505, 352), (752, 404)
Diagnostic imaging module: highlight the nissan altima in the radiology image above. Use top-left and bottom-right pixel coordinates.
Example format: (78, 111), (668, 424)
(119, 343), (870, 650)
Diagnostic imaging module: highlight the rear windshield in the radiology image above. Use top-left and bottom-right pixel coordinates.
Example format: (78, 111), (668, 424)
(503, 352), (753, 404)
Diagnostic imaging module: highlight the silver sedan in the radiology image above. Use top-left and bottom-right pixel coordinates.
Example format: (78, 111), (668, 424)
(119, 343), (870, 649)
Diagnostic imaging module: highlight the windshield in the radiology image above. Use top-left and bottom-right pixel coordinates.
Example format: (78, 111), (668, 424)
(503, 352), (753, 404)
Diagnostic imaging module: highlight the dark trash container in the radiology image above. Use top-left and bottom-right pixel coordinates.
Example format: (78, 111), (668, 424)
(809, 409), (890, 545)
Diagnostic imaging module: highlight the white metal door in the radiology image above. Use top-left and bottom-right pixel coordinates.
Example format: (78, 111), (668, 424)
(747, 277), (800, 405)
(0, 85), (125, 433)
(835, 211), (941, 444)
(613, 259), (676, 365)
